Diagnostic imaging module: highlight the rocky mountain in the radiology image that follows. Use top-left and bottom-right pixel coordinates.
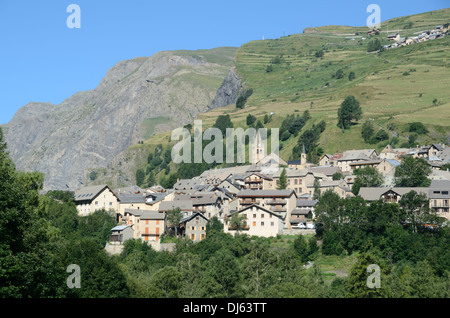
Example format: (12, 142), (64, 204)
(2, 47), (238, 191)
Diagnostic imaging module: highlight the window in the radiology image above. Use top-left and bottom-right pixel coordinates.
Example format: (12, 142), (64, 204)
(253, 222), (256, 227)
(253, 214), (257, 218)
(271, 222), (274, 226)
(109, 202), (112, 206)
(261, 222), (264, 226)
(201, 226), (205, 231)
(191, 226), (196, 231)
(261, 214), (264, 218)
(294, 179), (298, 185)
(95, 201), (98, 206)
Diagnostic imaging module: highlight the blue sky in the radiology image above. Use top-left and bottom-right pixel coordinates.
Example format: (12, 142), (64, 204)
(0, 0), (448, 125)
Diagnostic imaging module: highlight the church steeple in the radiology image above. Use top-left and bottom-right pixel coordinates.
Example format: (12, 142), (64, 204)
(251, 129), (266, 164)
(300, 144), (307, 169)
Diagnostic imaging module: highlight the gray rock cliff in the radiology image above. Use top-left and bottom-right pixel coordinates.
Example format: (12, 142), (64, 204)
(3, 48), (237, 191)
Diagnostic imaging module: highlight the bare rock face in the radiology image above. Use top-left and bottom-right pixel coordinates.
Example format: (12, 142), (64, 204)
(3, 48), (237, 191)
(209, 68), (242, 110)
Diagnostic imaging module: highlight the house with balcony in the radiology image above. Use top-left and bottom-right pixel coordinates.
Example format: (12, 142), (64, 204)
(237, 189), (297, 228)
(243, 173), (274, 190)
(337, 149), (379, 172)
(429, 180), (450, 219)
(109, 225), (134, 245)
(358, 180), (450, 221)
(272, 168), (317, 195)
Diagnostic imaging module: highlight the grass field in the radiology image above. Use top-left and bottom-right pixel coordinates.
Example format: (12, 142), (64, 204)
(96, 8), (449, 188)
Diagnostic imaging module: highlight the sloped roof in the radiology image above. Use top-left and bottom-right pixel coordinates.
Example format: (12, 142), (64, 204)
(118, 193), (147, 204)
(180, 212), (209, 224)
(111, 225), (132, 231)
(358, 187), (430, 201)
(237, 189), (295, 197)
(74, 184), (114, 202)
(296, 199), (318, 207)
(140, 211), (166, 220)
(159, 200), (193, 211)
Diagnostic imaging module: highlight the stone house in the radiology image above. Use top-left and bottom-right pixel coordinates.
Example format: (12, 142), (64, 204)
(179, 212), (209, 242)
(109, 225), (134, 245)
(224, 204), (284, 238)
(74, 184), (119, 216)
(237, 189), (297, 228)
(244, 173), (275, 190)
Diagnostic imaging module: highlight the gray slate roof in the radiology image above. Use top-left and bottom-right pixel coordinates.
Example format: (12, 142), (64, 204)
(117, 193), (147, 204)
(296, 199), (318, 207)
(358, 187), (430, 201)
(159, 200), (193, 211)
(237, 189), (295, 197)
(74, 184), (112, 202)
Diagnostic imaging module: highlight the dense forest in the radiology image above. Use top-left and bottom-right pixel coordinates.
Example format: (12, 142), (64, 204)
(0, 127), (449, 298)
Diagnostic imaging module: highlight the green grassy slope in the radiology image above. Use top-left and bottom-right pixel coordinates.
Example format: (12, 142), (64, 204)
(91, 8), (450, 188)
(233, 8), (450, 156)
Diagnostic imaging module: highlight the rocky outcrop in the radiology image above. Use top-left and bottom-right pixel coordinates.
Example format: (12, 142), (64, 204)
(3, 48), (237, 191)
(209, 68), (242, 110)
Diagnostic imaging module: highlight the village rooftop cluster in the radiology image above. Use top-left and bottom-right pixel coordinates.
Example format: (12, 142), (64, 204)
(73, 140), (450, 254)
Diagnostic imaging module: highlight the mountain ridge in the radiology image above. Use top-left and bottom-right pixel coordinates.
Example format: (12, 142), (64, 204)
(3, 47), (239, 191)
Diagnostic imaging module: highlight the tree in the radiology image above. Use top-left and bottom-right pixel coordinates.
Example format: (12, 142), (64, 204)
(302, 110), (311, 121)
(337, 96), (362, 130)
(293, 235), (310, 263)
(348, 71), (355, 81)
(246, 114), (256, 126)
(206, 216), (224, 235)
(213, 114), (233, 135)
(315, 189), (341, 234)
(409, 122), (429, 135)
(228, 213), (248, 235)
(398, 191), (436, 233)
(374, 129), (389, 142)
(288, 117), (306, 135)
(166, 208), (183, 237)
(332, 172), (344, 180)
(367, 38), (382, 52)
(394, 156), (432, 187)
(347, 251), (388, 297)
(335, 69), (344, 79)
(89, 171), (98, 181)
(313, 178), (321, 200)
(352, 167), (384, 195)
(361, 121), (375, 143)
(135, 168), (145, 186)
(277, 168), (287, 189)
